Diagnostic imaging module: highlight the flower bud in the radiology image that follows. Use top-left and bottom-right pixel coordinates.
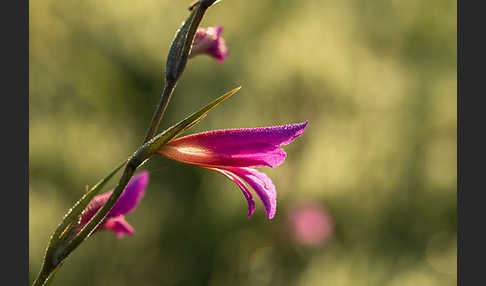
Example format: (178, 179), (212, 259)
(190, 26), (229, 62)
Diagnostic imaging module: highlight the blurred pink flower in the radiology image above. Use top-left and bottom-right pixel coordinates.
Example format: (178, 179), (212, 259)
(157, 122), (308, 219)
(77, 171), (149, 238)
(189, 26), (229, 62)
(287, 202), (334, 246)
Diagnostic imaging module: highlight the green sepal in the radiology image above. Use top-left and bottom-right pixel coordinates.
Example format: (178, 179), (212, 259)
(165, 0), (220, 83)
(165, 8), (197, 83)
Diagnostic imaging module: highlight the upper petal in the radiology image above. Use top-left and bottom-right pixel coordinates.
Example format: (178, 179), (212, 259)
(78, 171), (149, 232)
(108, 171), (149, 218)
(157, 121), (308, 168)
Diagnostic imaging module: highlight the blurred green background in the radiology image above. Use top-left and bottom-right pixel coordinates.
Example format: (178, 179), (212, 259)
(29, 0), (456, 285)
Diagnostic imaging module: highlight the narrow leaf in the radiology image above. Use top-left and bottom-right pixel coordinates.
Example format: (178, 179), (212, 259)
(40, 161), (126, 271)
(145, 86), (241, 155)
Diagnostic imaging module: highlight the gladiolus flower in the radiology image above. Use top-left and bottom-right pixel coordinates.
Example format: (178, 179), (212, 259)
(77, 171), (149, 238)
(157, 122), (308, 219)
(189, 26), (229, 62)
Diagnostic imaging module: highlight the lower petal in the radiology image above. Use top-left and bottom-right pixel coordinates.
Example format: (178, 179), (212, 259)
(222, 167), (277, 219)
(103, 216), (135, 239)
(208, 167), (256, 218)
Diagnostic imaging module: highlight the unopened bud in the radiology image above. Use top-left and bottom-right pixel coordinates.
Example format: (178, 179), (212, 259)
(189, 26), (228, 62)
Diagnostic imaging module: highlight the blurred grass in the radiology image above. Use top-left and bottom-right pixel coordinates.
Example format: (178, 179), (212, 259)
(29, 0), (456, 285)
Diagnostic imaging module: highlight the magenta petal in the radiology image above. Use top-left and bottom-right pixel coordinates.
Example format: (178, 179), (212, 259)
(208, 26), (228, 62)
(190, 26), (228, 62)
(78, 171), (148, 234)
(107, 171), (149, 218)
(78, 192), (110, 231)
(158, 121), (308, 168)
(208, 167), (255, 218)
(226, 167), (277, 219)
(173, 121), (308, 150)
(214, 25), (223, 38)
(103, 216), (135, 239)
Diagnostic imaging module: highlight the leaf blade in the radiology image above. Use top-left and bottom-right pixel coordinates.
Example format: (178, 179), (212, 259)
(39, 161), (126, 273)
(145, 86), (241, 154)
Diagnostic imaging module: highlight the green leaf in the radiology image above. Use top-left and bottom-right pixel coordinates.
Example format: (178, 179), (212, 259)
(39, 161), (126, 274)
(144, 86), (241, 155)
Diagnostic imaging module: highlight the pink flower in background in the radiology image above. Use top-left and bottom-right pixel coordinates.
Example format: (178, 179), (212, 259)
(287, 202), (334, 246)
(190, 26), (229, 62)
(77, 171), (149, 238)
(157, 122), (308, 219)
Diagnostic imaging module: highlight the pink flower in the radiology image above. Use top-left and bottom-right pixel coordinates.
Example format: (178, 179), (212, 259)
(189, 26), (229, 62)
(77, 171), (149, 238)
(157, 122), (308, 219)
(287, 202), (334, 247)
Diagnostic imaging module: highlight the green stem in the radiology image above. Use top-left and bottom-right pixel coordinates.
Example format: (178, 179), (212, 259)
(32, 1), (222, 285)
(142, 81), (176, 143)
(31, 160), (138, 286)
(143, 0), (218, 144)
(32, 268), (50, 286)
(57, 161), (138, 264)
